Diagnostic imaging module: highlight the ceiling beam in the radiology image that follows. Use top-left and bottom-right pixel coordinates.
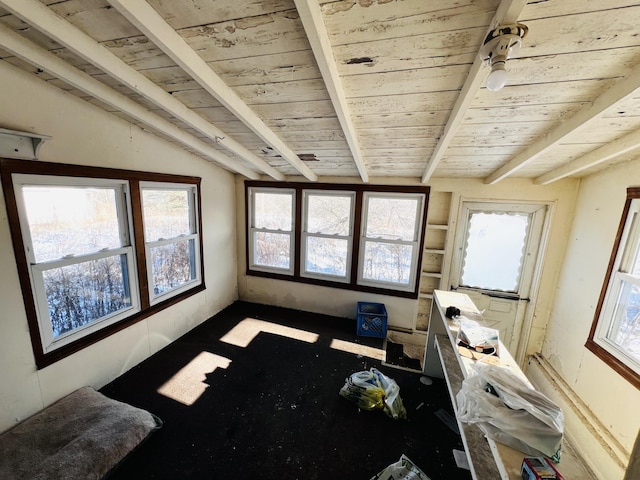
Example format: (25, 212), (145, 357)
(107, 0), (317, 182)
(535, 128), (640, 185)
(293, 0), (368, 183)
(421, 0), (528, 183)
(485, 62), (640, 184)
(0, 0), (285, 181)
(0, 23), (260, 179)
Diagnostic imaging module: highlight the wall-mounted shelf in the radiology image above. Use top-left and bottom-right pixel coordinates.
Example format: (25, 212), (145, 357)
(427, 223), (449, 230)
(416, 191), (454, 332)
(422, 271), (442, 279)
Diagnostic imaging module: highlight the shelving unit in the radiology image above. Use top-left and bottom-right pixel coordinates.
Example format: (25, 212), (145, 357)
(416, 191), (453, 332)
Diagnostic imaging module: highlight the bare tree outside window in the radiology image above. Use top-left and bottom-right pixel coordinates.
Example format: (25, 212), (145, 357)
(361, 195), (421, 287)
(250, 189), (294, 272)
(22, 185), (133, 339)
(142, 186), (200, 302)
(303, 192), (353, 278)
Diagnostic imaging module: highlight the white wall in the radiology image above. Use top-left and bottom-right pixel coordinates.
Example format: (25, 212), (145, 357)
(528, 158), (640, 480)
(0, 62), (239, 432)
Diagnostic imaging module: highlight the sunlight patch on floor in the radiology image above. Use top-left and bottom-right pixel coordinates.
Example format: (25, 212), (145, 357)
(329, 338), (384, 360)
(220, 317), (319, 348)
(157, 351), (231, 406)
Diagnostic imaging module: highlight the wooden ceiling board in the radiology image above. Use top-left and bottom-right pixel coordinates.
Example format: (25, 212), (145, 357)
(146, 0), (295, 30)
(1, 0), (639, 181)
(321, 0), (500, 45)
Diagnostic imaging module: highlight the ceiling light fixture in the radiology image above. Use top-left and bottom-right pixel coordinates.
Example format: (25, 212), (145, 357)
(479, 23), (528, 91)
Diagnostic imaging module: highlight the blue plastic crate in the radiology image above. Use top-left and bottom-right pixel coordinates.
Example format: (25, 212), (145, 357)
(356, 302), (388, 338)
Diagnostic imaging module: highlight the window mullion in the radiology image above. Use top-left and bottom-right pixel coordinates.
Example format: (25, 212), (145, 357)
(129, 180), (149, 309)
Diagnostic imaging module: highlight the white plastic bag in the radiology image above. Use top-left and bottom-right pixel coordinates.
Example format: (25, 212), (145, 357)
(370, 454), (431, 480)
(456, 362), (563, 460)
(339, 368), (407, 420)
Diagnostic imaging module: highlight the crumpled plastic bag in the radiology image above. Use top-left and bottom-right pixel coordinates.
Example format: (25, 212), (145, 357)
(456, 362), (563, 461)
(339, 368), (407, 420)
(370, 454), (430, 480)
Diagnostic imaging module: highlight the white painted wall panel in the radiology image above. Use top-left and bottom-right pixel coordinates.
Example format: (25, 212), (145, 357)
(538, 156), (640, 479)
(0, 60), (238, 433)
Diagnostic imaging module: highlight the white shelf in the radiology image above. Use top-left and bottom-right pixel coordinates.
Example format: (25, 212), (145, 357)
(426, 223), (448, 230)
(422, 272), (442, 279)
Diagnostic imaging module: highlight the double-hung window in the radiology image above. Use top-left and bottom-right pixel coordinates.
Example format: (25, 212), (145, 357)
(358, 193), (424, 293)
(245, 182), (429, 298)
(2, 159), (204, 368)
(141, 183), (201, 304)
(248, 187), (295, 274)
(302, 190), (355, 282)
(14, 175), (140, 353)
(588, 188), (640, 388)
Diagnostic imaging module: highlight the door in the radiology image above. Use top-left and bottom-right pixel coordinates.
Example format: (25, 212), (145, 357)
(450, 201), (549, 358)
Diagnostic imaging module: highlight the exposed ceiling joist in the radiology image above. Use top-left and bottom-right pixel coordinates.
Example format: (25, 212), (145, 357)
(420, 0), (528, 183)
(484, 61), (640, 184)
(107, 0), (317, 182)
(0, 23), (260, 179)
(294, 0), (368, 183)
(535, 128), (640, 185)
(0, 0), (284, 180)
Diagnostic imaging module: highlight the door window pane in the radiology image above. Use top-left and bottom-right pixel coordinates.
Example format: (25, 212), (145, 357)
(461, 212), (530, 291)
(22, 186), (121, 262)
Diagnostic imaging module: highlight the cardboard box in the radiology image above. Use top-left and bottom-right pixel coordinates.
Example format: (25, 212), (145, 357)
(521, 457), (564, 480)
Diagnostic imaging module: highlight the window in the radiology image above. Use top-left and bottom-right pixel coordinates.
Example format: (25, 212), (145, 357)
(588, 187), (640, 388)
(245, 182), (429, 298)
(1, 159), (204, 368)
(15, 176), (139, 353)
(358, 193), (424, 292)
(302, 190), (354, 282)
(247, 187), (295, 274)
(141, 183), (200, 303)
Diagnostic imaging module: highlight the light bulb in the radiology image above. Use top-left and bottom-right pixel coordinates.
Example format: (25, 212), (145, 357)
(486, 61), (508, 91)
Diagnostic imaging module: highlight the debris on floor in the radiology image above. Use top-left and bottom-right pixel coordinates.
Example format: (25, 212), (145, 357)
(370, 454), (431, 480)
(339, 367), (407, 420)
(453, 450), (470, 470)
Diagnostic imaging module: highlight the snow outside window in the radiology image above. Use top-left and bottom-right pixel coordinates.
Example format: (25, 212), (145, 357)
(358, 193), (425, 292)
(301, 190), (354, 282)
(248, 187), (295, 275)
(141, 183), (201, 304)
(592, 197), (640, 379)
(14, 175), (140, 353)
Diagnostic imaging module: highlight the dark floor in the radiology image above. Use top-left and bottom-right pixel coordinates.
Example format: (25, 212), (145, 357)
(101, 301), (471, 480)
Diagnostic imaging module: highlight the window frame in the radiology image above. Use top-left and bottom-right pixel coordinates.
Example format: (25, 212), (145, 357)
(357, 192), (425, 293)
(247, 186), (296, 275)
(12, 174), (141, 353)
(140, 181), (201, 305)
(587, 187), (640, 389)
(244, 181), (430, 298)
(301, 189), (355, 283)
(1, 159), (205, 369)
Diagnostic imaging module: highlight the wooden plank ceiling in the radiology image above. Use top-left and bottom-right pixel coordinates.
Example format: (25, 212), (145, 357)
(1, 0), (640, 184)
